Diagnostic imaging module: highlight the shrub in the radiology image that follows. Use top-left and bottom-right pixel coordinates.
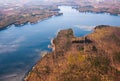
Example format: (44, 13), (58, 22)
(113, 52), (120, 63)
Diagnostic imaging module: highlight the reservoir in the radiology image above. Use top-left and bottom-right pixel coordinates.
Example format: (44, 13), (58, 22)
(0, 6), (120, 81)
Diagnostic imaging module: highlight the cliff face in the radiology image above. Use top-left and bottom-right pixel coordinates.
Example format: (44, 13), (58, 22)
(25, 25), (120, 81)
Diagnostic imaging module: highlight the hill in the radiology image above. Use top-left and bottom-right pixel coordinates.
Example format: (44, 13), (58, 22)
(25, 25), (120, 81)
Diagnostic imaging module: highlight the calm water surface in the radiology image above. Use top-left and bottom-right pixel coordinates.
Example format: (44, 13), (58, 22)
(0, 6), (120, 81)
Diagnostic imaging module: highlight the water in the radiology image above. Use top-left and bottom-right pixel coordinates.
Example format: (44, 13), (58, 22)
(0, 6), (120, 81)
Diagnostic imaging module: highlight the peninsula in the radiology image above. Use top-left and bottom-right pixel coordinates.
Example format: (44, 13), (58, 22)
(25, 25), (120, 81)
(0, 4), (61, 29)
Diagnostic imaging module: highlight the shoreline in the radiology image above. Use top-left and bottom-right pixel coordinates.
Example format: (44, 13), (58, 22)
(71, 6), (120, 16)
(0, 13), (63, 31)
(24, 37), (56, 81)
(24, 38), (56, 81)
(23, 62), (38, 81)
(24, 27), (60, 81)
(78, 11), (120, 16)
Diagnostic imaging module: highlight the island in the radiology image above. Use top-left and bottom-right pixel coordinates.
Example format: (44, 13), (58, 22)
(25, 25), (120, 81)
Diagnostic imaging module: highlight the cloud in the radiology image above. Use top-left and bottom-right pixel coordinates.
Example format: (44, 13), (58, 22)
(34, 49), (41, 52)
(0, 36), (25, 54)
(74, 25), (95, 31)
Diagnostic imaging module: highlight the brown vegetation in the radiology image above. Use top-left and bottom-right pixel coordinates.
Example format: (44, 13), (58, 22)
(25, 25), (120, 81)
(71, 0), (120, 15)
(0, 4), (60, 29)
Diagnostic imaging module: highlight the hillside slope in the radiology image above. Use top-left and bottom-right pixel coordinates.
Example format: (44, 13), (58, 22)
(25, 25), (120, 81)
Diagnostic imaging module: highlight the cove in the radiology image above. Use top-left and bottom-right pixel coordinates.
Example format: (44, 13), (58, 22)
(0, 6), (120, 81)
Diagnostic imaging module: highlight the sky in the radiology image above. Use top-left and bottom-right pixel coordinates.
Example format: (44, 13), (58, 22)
(0, 0), (63, 4)
(0, 0), (32, 4)
(0, 0), (119, 4)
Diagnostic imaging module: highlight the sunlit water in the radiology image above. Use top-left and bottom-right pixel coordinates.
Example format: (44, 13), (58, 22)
(0, 6), (120, 81)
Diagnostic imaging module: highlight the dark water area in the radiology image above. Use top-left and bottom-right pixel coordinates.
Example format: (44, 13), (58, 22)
(0, 6), (120, 81)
